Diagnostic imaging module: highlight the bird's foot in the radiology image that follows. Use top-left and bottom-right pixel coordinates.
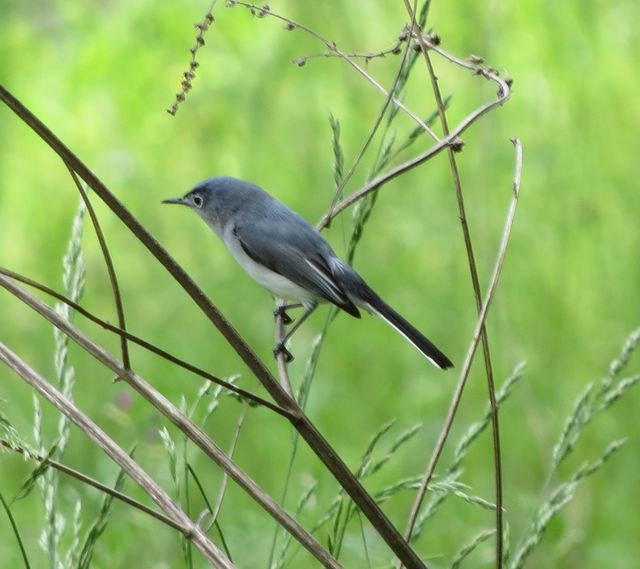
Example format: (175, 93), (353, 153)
(273, 342), (294, 363)
(273, 305), (294, 325)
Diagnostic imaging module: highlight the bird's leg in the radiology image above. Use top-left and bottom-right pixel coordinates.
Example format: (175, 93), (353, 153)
(273, 302), (317, 362)
(273, 302), (303, 325)
(274, 345), (294, 363)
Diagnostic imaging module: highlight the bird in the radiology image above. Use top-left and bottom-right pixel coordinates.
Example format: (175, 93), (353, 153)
(163, 177), (453, 369)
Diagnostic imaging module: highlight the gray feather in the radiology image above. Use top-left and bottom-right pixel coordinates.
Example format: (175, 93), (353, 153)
(230, 189), (360, 316)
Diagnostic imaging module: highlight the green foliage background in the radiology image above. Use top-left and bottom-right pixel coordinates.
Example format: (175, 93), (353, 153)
(1, 1), (638, 568)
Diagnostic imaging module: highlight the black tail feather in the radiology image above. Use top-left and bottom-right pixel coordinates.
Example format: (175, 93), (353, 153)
(327, 257), (453, 370)
(357, 287), (453, 370)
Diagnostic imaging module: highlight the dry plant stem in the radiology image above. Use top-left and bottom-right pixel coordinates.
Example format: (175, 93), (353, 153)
(0, 86), (425, 569)
(403, 139), (522, 545)
(0, 343), (235, 569)
(318, 44), (511, 229)
(325, 12), (415, 223)
(297, 41), (402, 65)
(228, 1), (438, 142)
(0, 276), (341, 569)
(210, 406), (247, 526)
(65, 165), (131, 372)
(0, 267), (285, 416)
(0, 439), (182, 531)
(402, 5), (503, 566)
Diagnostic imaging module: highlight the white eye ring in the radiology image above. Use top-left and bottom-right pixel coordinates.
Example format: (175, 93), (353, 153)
(193, 194), (203, 208)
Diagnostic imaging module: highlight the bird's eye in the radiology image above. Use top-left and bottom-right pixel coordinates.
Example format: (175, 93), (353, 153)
(192, 194), (203, 208)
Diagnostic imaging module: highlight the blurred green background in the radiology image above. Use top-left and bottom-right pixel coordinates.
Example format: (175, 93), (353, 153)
(1, 1), (639, 568)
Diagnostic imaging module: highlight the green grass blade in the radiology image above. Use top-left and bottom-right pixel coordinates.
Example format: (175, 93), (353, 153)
(510, 439), (626, 569)
(77, 462), (129, 569)
(12, 442), (58, 503)
(449, 528), (495, 569)
(0, 493), (31, 569)
(329, 112), (345, 192)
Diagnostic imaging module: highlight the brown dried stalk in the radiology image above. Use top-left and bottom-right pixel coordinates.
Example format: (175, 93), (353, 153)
(317, 41), (511, 228)
(0, 275), (341, 569)
(402, 139), (523, 555)
(0, 342), (235, 569)
(0, 84), (425, 569)
(400, 3), (505, 566)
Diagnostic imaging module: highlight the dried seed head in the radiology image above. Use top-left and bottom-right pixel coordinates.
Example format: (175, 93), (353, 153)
(425, 32), (441, 45)
(450, 138), (464, 152)
(292, 58), (306, 67)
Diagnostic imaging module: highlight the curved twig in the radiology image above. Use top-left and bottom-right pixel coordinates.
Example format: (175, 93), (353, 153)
(65, 165), (131, 372)
(318, 39), (511, 229)
(227, 1), (439, 142)
(324, 15), (415, 226)
(402, 138), (523, 546)
(401, 5), (505, 566)
(294, 41), (403, 67)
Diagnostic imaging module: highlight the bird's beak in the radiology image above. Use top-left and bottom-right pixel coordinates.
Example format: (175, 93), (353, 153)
(162, 196), (186, 205)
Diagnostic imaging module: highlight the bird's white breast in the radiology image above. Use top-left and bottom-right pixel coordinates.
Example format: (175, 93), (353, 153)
(220, 224), (315, 304)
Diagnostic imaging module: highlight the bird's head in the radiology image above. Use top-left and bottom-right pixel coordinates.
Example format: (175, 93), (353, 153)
(163, 176), (258, 231)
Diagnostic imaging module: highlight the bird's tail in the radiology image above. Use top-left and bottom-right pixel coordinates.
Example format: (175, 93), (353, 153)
(328, 258), (453, 370)
(363, 293), (453, 370)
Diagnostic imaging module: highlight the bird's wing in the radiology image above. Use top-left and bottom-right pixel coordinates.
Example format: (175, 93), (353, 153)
(233, 216), (360, 316)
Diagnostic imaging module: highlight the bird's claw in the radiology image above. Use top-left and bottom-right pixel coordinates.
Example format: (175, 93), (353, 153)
(273, 342), (294, 363)
(273, 306), (294, 325)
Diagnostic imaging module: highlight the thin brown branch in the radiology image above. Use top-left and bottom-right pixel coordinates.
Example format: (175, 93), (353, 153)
(227, 1), (439, 142)
(0, 267), (287, 417)
(65, 165), (131, 372)
(324, 15), (415, 227)
(0, 85), (425, 569)
(317, 40), (511, 228)
(293, 40), (403, 67)
(0, 342), (235, 569)
(402, 138), (523, 546)
(0, 274), (341, 569)
(1, 439), (183, 532)
(402, 8), (505, 565)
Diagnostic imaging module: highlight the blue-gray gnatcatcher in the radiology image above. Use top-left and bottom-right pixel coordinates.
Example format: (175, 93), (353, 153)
(163, 177), (452, 369)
